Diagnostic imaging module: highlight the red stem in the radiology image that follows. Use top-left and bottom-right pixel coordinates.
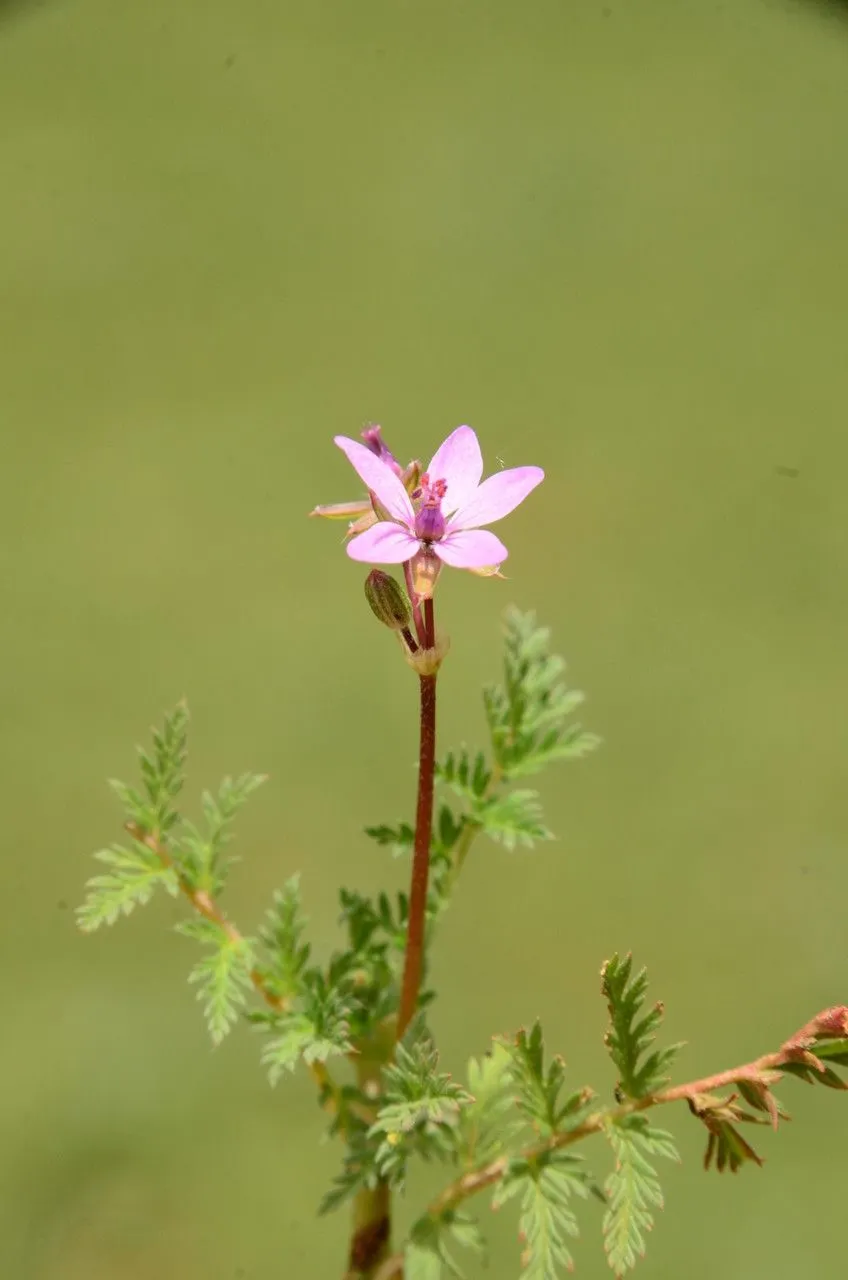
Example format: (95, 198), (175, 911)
(396, 596), (437, 1041)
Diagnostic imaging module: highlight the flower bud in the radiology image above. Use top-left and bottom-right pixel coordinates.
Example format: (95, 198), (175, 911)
(364, 570), (412, 631)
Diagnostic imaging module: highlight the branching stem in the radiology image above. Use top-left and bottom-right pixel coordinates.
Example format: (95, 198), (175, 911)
(378, 1019), (840, 1266)
(125, 821), (349, 1119)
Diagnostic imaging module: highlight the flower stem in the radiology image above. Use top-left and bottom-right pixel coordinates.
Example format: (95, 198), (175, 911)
(396, 596), (437, 1042)
(400, 626), (419, 655)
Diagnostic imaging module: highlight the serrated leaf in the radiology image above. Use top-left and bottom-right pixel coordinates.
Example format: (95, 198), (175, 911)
(494, 1160), (587, 1279)
(603, 1116), (678, 1276)
(136, 703), (189, 836)
(261, 1014), (319, 1081)
(460, 1043), (518, 1165)
(77, 844), (179, 931)
(258, 875), (311, 1002)
(483, 609), (599, 780)
(107, 779), (153, 828)
(504, 1022), (594, 1137)
(181, 920), (255, 1045)
(436, 749), (493, 802)
(370, 1034), (470, 1183)
(258, 977), (351, 1084)
(405, 1242), (443, 1280)
(436, 803), (463, 853)
(601, 955), (682, 1099)
(319, 1132), (381, 1216)
(477, 790), (552, 850)
(177, 771), (265, 894)
(407, 1212), (485, 1280)
(365, 821), (415, 858)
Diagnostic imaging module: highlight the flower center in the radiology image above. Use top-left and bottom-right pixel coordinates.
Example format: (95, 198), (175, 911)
(413, 473), (447, 543)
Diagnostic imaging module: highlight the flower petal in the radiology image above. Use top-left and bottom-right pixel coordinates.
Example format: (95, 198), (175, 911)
(334, 436), (414, 525)
(433, 529), (509, 569)
(346, 522), (420, 564)
(448, 465), (544, 531)
(426, 425), (484, 514)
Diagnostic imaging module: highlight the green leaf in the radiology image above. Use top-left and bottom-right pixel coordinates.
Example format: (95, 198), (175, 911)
(436, 803), (463, 855)
(405, 1242), (443, 1280)
(814, 1037), (848, 1067)
(107, 779), (151, 826)
(493, 1156), (588, 1279)
(459, 1043), (518, 1165)
(177, 917), (255, 1045)
(477, 790), (552, 851)
(77, 843), (179, 931)
(136, 702), (189, 836)
(601, 955), (682, 1100)
(483, 609), (600, 780)
(178, 772), (266, 893)
(319, 1130), (381, 1216)
(257, 875), (311, 1002)
(331, 887), (402, 1034)
(257, 975), (352, 1084)
(370, 1033), (470, 1183)
(407, 1212), (485, 1279)
(260, 1013), (319, 1081)
(436, 749), (493, 802)
(365, 821), (415, 859)
(602, 1115), (678, 1276)
(504, 1022), (595, 1137)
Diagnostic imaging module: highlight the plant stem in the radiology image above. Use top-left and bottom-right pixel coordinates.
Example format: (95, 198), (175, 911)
(347, 1180), (392, 1278)
(400, 625), (418, 654)
(346, 1053), (393, 1278)
(396, 597), (437, 1042)
(404, 1024), (840, 1226)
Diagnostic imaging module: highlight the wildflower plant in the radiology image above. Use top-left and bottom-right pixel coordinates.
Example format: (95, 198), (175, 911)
(79, 424), (847, 1278)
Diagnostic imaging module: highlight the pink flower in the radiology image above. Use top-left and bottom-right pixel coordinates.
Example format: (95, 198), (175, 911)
(333, 425), (544, 570)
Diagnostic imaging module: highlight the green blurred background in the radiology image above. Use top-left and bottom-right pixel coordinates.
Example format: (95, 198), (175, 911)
(2, 0), (847, 1275)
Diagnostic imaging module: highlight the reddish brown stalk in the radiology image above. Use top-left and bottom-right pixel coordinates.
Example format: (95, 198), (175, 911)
(389, 1007), (848, 1232)
(396, 596), (437, 1042)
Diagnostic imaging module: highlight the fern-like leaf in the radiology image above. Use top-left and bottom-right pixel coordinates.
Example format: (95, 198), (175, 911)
(77, 843), (178, 931)
(601, 955), (682, 1099)
(603, 1115), (678, 1275)
(504, 1022), (595, 1137)
(494, 1155), (588, 1279)
(483, 609), (600, 780)
(178, 917), (255, 1045)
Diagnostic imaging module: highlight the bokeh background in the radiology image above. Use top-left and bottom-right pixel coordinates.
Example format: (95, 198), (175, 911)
(2, 1), (847, 1276)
